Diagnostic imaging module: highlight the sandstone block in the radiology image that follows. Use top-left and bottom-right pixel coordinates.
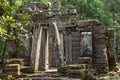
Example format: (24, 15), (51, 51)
(78, 57), (92, 64)
(7, 59), (24, 67)
(93, 25), (107, 34)
(71, 32), (81, 37)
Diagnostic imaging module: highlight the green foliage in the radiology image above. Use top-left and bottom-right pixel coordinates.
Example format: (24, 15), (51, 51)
(7, 75), (15, 80)
(0, 0), (24, 60)
(60, 0), (111, 25)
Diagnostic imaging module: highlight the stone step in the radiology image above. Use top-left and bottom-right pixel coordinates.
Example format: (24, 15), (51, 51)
(17, 78), (32, 80)
(78, 57), (92, 64)
(68, 69), (96, 79)
(7, 58), (30, 66)
(63, 64), (93, 69)
(23, 61), (30, 66)
(20, 66), (32, 73)
(23, 58), (30, 66)
(58, 64), (94, 74)
(4, 64), (20, 70)
(4, 64), (21, 76)
(68, 69), (96, 75)
(7, 58), (24, 67)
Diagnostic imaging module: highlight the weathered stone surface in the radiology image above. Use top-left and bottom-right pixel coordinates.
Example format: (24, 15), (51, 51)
(48, 33), (56, 67)
(72, 51), (80, 54)
(68, 69), (96, 79)
(7, 59), (24, 67)
(93, 44), (105, 49)
(4, 64), (21, 76)
(93, 49), (107, 54)
(77, 20), (102, 27)
(107, 28), (117, 71)
(72, 53), (80, 60)
(17, 78), (32, 80)
(108, 28), (116, 37)
(94, 64), (109, 73)
(72, 37), (80, 42)
(93, 34), (106, 39)
(21, 2), (49, 13)
(99, 76), (109, 80)
(20, 66), (32, 73)
(71, 32), (81, 37)
(23, 58), (30, 66)
(78, 57), (92, 64)
(30, 24), (43, 72)
(93, 58), (108, 64)
(49, 21), (63, 68)
(109, 71), (117, 76)
(93, 39), (106, 44)
(59, 64), (96, 79)
(93, 53), (107, 59)
(72, 43), (80, 47)
(8, 1), (114, 77)
(93, 25), (107, 34)
(59, 64), (93, 72)
(72, 59), (79, 64)
(72, 47), (80, 51)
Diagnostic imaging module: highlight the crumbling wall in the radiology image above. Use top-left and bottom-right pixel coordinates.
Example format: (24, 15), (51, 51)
(11, 2), (117, 74)
(73, 20), (108, 73)
(9, 2), (49, 59)
(92, 23), (108, 73)
(107, 28), (117, 71)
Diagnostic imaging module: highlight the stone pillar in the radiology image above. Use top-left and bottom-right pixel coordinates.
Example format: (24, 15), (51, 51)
(92, 25), (109, 73)
(45, 29), (49, 70)
(49, 21), (63, 69)
(38, 29), (49, 71)
(30, 24), (42, 72)
(64, 29), (72, 64)
(60, 32), (64, 66)
(107, 28), (117, 71)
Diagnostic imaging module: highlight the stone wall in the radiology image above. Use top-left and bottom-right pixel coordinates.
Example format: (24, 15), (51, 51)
(11, 2), (117, 74)
(72, 20), (108, 73)
(9, 2), (49, 59)
(92, 25), (108, 73)
(107, 28), (117, 71)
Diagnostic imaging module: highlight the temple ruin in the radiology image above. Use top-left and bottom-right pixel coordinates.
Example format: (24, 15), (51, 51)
(0, 2), (118, 80)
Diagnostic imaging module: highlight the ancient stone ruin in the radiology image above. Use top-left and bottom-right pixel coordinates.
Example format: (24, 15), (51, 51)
(0, 2), (119, 80)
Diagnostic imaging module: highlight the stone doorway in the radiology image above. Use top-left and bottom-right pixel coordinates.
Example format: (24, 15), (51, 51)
(80, 32), (92, 57)
(64, 29), (93, 64)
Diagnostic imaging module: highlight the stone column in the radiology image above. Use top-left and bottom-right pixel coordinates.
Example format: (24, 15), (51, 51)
(60, 32), (64, 66)
(38, 29), (49, 71)
(49, 21), (63, 69)
(64, 29), (72, 64)
(45, 29), (49, 70)
(107, 28), (117, 71)
(30, 24), (42, 72)
(92, 25), (109, 73)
